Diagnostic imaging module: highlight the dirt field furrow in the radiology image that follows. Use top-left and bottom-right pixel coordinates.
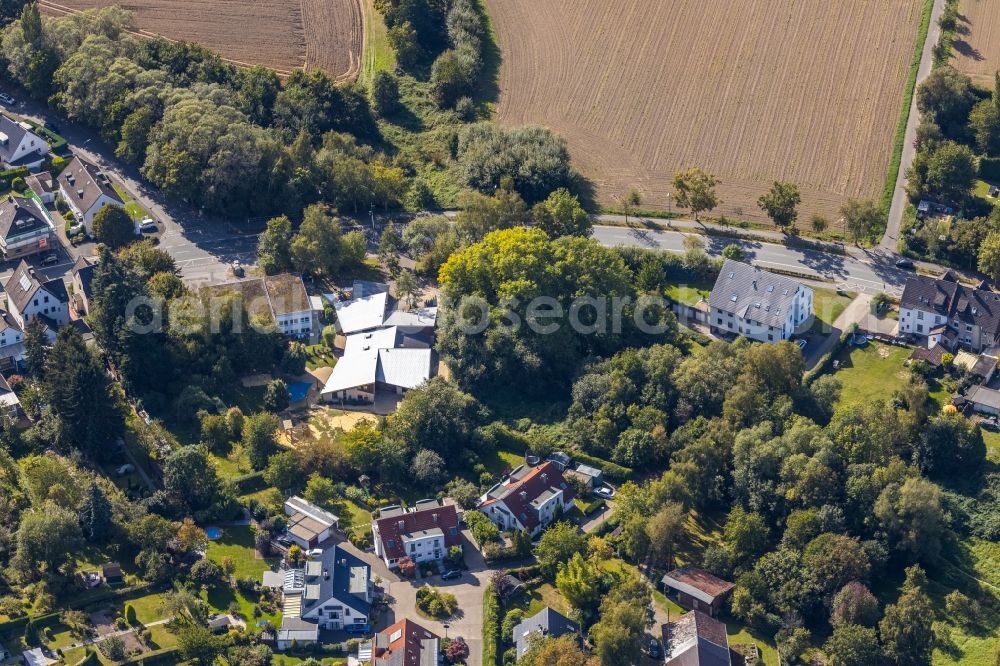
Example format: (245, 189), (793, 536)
(954, 0), (1000, 85)
(486, 0), (926, 224)
(41, 0), (364, 80)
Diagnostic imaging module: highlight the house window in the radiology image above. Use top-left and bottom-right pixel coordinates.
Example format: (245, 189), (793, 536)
(768, 334), (773, 341)
(917, 311), (924, 320)
(917, 324), (923, 333)
(410, 543), (415, 553)
(43, 296), (48, 304)
(966, 324), (973, 332)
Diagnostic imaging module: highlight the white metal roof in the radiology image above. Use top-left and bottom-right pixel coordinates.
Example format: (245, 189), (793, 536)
(384, 307), (438, 330)
(344, 326), (398, 355)
(334, 292), (388, 334)
(322, 347), (379, 394)
(376, 348), (432, 389)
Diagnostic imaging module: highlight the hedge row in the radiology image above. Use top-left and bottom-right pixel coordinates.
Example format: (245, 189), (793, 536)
(121, 647), (181, 665)
(231, 471), (267, 495)
(981, 157), (1000, 183)
(482, 584), (500, 666)
(0, 166), (29, 191)
(571, 451), (632, 481)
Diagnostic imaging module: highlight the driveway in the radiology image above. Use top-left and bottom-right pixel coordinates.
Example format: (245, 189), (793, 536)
(804, 293), (872, 370)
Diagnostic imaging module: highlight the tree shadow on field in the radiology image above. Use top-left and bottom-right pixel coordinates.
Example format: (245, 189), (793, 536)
(952, 39), (984, 62)
(569, 171), (598, 212)
(473, 0), (503, 107)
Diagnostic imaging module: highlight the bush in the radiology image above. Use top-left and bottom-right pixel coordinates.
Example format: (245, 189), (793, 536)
(124, 603), (138, 626)
(11, 176), (25, 192)
(465, 511), (500, 546)
(416, 586), (458, 619)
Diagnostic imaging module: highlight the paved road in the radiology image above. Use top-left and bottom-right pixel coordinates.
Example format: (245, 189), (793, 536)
(593, 225), (913, 295)
(881, 0), (948, 252)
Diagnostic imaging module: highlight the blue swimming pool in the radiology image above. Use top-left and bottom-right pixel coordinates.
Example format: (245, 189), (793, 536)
(287, 381), (312, 403)
(207, 527), (222, 540)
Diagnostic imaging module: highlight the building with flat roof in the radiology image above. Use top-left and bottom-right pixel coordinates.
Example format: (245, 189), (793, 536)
(284, 496), (338, 548)
(201, 273), (314, 339)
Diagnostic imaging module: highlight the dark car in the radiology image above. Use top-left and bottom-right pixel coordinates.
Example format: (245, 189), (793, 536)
(275, 535), (292, 547)
(649, 638), (661, 659)
(895, 258), (915, 269)
(441, 569), (462, 580)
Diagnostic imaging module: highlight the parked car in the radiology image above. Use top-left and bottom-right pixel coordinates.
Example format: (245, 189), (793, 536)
(441, 569), (462, 580)
(139, 218), (156, 233)
(0, 93), (15, 105)
(41, 252), (58, 266)
(594, 485), (616, 499)
(895, 258), (915, 269)
(649, 638), (661, 659)
(232, 259), (244, 277)
(797, 338), (807, 350)
(525, 453), (540, 466)
(275, 535), (292, 547)
(306, 548), (323, 557)
(68, 223), (84, 237)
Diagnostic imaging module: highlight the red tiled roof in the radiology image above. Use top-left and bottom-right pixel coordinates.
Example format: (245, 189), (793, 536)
(491, 461), (575, 529)
(374, 504), (461, 561)
(374, 618), (439, 666)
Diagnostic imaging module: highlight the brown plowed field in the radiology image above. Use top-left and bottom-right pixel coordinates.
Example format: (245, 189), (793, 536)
(40, 0), (363, 80)
(954, 0), (1000, 85)
(485, 0), (926, 224)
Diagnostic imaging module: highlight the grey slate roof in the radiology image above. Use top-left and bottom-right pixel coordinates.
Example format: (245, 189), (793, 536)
(513, 607), (578, 659)
(71, 256), (96, 301)
(0, 196), (50, 243)
(900, 274), (1000, 338)
(57, 156), (122, 214)
(967, 385), (1000, 410)
(0, 115), (41, 165)
(708, 259), (804, 328)
(301, 545), (370, 618)
(665, 611), (731, 666)
(4, 260), (68, 314)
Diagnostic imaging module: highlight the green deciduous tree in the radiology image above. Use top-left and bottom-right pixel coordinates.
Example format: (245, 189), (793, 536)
(78, 480), (113, 543)
(879, 566), (934, 666)
(533, 187), (592, 238)
(825, 624), (882, 666)
(979, 231), (1000, 283)
(257, 214), (293, 274)
(757, 181), (801, 229)
(242, 412), (280, 471)
(92, 205), (135, 249)
(840, 198), (884, 245)
(163, 446), (221, 512)
(672, 167), (719, 220)
(535, 522), (588, 578)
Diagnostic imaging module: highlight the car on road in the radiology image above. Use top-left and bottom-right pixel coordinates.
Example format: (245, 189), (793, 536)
(895, 258), (915, 269)
(139, 218), (157, 233)
(40, 252), (58, 266)
(648, 638), (661, 659)
(0, 93), (15, 105)
(440, 569), (462, 580)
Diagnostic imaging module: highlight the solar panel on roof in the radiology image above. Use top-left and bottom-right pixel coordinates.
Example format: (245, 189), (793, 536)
(18, 274), (31, 291)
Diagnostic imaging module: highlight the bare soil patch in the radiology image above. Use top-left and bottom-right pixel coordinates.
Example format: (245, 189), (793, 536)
(485, 0), (926, 223)
(954, 0), (1000, 85)
(40, 0), (363, 79)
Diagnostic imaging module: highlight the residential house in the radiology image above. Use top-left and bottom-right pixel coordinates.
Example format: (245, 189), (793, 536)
(0, 309), (23, 371)
(0, 115), (48, 171)
(334, 291), (439, 338)
(708, 259), (813, 342)
(320, 326), (433, 404)
(284, 496), (338, 549)
(3, 260), (69, 330)
(70, 255), (97, 316)
(0, 374), (21, 421)
(56, 156), (124, 234)
(22, 647), (55, 666)
(365, 618), (440, 666)
(0, 195), (55, 260)
(477, 462), (575, 537)
(513, 607), (579, 660)
(201, 273), (315, 339)
(372, 500), (462, 570)
(662, 567), (735, 617)
(899, 273), (1000, 353)
(664, 610), (732, 666)
(102, 561), (124, 586)
(25, 171), (55, 204)
(565, 464), (602, 492)
(274, 545), (372, 650)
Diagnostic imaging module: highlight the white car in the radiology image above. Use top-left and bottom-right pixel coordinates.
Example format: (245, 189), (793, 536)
(139, 218), (156, 232)
(0, 93), (15, 105)
(797, 339), (807, 350)
(306, 548), (323, 557)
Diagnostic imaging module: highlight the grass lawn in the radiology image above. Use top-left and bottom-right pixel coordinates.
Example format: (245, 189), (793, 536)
(518, 582), (570, 617)
(830, 342), (913, 408)
(675, 510), (725, 567)
(479, 448), (525, 478)
(811, 287), (854, 333)
(982, 431), (1000, 463)
(110, 183), (148, 221)
(665, 281), (713, 307)
(205, 525), (277, 580)
(210, 450), (250, 481)
(360, 0), (395, 86)
(304, 343), (337, 370)
(338, 499), (373, 538)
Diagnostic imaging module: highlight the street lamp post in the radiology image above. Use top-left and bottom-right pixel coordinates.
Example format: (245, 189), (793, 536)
(666, 192), (672, 218)
(442, 623), (450, 639)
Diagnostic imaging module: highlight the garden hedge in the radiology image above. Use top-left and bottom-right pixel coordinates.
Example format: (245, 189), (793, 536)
(570, 451), (632, 481)
(482, 584), (500, 666)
